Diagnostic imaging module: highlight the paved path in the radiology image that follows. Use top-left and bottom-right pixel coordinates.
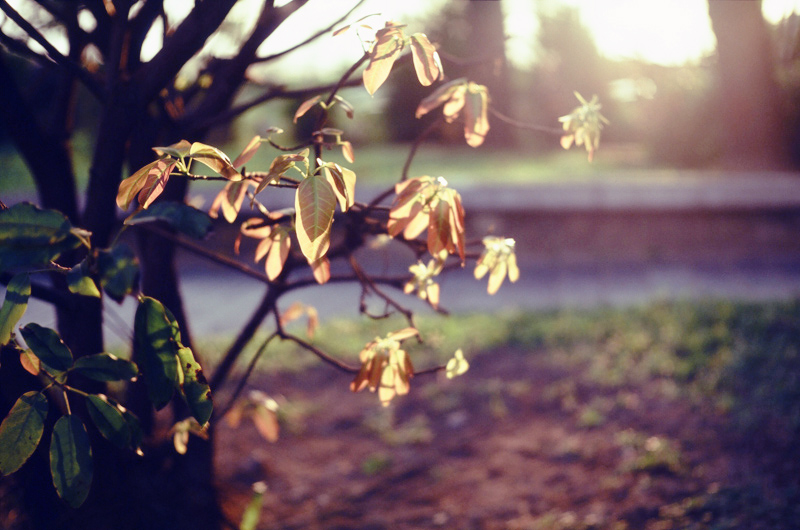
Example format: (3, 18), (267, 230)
(8, 170), (800, 345)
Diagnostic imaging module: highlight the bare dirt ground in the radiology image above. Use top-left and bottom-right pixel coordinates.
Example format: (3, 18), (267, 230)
(214, 344), (800, 530)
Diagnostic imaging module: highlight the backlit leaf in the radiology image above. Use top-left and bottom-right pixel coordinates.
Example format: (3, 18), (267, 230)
(0, 273), (30, 345)
(85, 394), (130, 448)
(0, 203), (83, 271)
(463, 83), (490, 147)
(19, 323), (73, 372)
(176, 346), (213, 426)
(415, 78), (467, 119)
(125, 201), (213, 239)
(409, 33), (441, 86)
(153, 139), (191, 159)
(20, 349), (40, 376)
(210, 181), (250, 223)
(0, 391), (48, 475)
(96, 243), (139, 303)
(72, 353), (138, 382)
(240, 482), (267, 530)
(310, 257), (331, 284)
(50, 415), (93, 508)
(134, 297), (179, 410)
(139, 159), (178, 209)
(188, 142), (240, 181)
(254, 151), (308, 195)
(363, 23), (405, 95)
(232, 135), (262, 168)
(117, 160), (161, 211)
(293, 95), (321, 123)
(445, 349), (469, 379)
(66, 261), (101, 298)
(295, 174), (336, 265)
(333, 94), (355, 119)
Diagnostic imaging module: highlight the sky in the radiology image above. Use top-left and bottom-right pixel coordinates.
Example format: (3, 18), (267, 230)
(3, 0), (800, 79)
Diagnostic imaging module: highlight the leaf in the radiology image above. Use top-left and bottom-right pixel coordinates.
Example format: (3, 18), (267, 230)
(20, 349), (40, 376)
(264, 228), (291, 281)
(85, 394), (130, 448)
(445, 349), (469, 379)
(134, 297), (179, 410)
(463, 83), (490, 147)
(324, 165), (356, 212)
(310, 256), (331, 284)
(139, 159), (178, 209)
(251, 404), (279, 443)
(232, 135), (262, 168)
(294, 174), (336, 265)
(124, 201), (213, 239)
(240, 482), (267, 530)
(66, 261), (101, 298)
(333, 95), (355, 119)
(19, 323), (73, 372)
(363, 24), (405, 95)
(0, 273), (30, 345)
(341, 141), (355, 164)
(153, 139), (192, 159)
(122, 410), (143, 455)
(50, 415), (93, 508)
(188, 142), (240, 181)
(117, 160), (161, 211)
(96, 243), (139, 303)
(409, 33), (441, 86)
(0, 391), (48, 475)
(293, 95), (321, 123)
(210, 181), (250, 224)
(415, 78), (467, 119)
(254, 151), (308, 195)
(72, 353), (138, 382)
(0, 203), (83, 271)
(175, 346), (213, 426)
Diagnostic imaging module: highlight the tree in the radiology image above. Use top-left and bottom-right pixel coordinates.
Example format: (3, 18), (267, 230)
(0, 2), (604, 529)
(707, 0), (788, 168)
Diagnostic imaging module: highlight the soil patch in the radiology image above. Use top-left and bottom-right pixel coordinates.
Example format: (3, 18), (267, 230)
(215, 346), (800, 529)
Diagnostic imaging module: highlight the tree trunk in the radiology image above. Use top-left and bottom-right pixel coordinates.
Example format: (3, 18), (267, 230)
(708, 0), (788, 169)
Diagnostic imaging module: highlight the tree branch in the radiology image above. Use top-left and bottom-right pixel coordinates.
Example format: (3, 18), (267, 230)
(489, 106), (563, 135)
(0, 0), (103, 98)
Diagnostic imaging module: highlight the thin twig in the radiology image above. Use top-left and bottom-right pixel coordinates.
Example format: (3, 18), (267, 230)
(489, 107), (563, 135)
(214, 332), (279, 420)
(0, 0), (103, 98)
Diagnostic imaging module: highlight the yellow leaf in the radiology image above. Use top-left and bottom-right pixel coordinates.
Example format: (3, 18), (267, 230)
(294, 174), (336, 264)
(445, 349), (469, 379)
(232, 135), (262, 168)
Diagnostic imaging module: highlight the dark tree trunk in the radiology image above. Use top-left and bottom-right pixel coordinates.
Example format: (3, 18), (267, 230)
(708, 0), (788, 169)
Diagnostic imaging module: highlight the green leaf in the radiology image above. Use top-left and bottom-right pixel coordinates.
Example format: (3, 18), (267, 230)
(124, 201), (213, 239)
(97, 243), (139, 303)
(72, 353), (138, 382)
(409, 33), (441, 86)
(122, 410), (143, 455)
(176, 347), (213, 425)
(85, 395), (130, 448)
(0, 391), (48, 475)
(239, 482), (267, 530)
(50, 415), (93, 508)
(0, 273), (31, 345)
(0, 203), (83, 272)
(134, 297), (179, 410)
(294, 174), (336, 265)
(66, 260), (101, 298)
(19, 323), (73, 372)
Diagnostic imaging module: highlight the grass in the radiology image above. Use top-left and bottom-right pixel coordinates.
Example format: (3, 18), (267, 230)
(200, 298), (800, 441)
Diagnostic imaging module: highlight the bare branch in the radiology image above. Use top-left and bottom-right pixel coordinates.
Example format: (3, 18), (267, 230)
(489, 106), (563, 135)
(0, 0), (103, 98)
(251, 0), (367, 65)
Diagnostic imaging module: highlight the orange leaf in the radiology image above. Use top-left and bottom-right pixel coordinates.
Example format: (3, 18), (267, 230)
(139, 159), (178, 209)
(310, 256), (330, 284)
(117, 159), (160, 210)
(188, 142), (240, 181)
(265, 229), (290, 281)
